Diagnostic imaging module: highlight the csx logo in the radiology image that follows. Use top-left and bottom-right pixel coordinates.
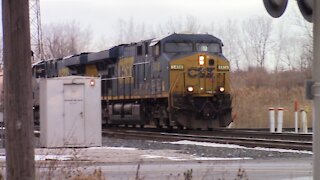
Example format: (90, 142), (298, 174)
(188, 67), (214, 78)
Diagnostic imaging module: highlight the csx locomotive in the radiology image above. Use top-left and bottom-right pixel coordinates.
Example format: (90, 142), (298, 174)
(32, 33), (232, 129)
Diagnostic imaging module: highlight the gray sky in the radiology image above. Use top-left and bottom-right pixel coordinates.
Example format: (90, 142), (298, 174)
(0, 1), (305, 41)
(39, 0), (303, 43)
(0, 0), (308, 69)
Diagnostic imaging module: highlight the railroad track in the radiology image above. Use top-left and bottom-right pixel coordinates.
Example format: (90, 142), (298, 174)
(103, 127), (312, 141)
(103, 128), (313, 151)
(183, 128), (312, 141)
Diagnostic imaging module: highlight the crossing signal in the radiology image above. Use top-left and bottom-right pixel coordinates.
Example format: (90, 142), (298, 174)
(263, 0), (313, 22)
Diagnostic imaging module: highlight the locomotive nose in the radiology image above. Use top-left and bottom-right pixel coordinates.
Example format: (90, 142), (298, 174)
(202, 106), (212, 117)
(199, 101), (215, 118)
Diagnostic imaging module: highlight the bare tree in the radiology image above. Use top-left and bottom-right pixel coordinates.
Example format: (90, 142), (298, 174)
(297, 21), (313, 74)
(94, 36), (114, 51)
(300, 33), (312, 73)
(273, 11), (313, 73)
(279, 36), (305, 71)
(216, 20), (242, 71)
(273, 23), (285, 72)
(273, 22), (299, 71)
(165, 16), (203, 34)
(239, 17), (273, 68)
(154, 16), (204, 37)
(184, 16), (202, 33)
(116, 18), (148, 44)
(162, 17), (184, 34)
(42, 21), (92, 59)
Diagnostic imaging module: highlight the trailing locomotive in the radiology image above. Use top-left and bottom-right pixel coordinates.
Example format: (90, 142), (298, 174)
(32, 33), (232, 129)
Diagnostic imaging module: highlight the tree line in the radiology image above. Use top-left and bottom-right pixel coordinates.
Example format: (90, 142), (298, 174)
(0, 15), (313, 74)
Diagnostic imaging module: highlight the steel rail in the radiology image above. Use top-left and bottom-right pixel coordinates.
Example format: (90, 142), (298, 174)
(103, 129), (312, 151)
(104, 127), (312, 141)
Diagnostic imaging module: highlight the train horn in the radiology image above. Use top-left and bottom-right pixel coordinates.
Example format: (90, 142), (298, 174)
(263, 0), (288, 18)
(297, 0), (313, 22)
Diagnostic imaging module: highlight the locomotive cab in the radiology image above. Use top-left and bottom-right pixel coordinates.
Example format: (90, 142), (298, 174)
(163, 35), (232, 129)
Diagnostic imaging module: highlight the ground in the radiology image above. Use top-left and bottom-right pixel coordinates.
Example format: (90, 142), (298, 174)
(0, 136), (312, 179)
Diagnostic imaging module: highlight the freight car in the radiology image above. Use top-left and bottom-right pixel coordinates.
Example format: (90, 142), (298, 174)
(32, 33), (232, 129)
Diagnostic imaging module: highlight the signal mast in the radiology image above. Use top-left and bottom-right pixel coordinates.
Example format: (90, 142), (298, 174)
(263, 0), (317, 179)
(29, 0), (43, 63)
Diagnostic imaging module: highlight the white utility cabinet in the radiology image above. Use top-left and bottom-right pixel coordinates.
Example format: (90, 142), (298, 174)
(40, 76), (102, 148)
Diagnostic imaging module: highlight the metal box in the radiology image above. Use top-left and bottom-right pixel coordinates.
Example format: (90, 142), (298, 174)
(40, 76), (102, 148)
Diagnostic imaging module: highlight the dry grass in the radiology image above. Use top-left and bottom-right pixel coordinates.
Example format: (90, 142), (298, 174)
(35, 148), (106, 179)
(71, 169), (104, 180)
(231, 69), (312, 128)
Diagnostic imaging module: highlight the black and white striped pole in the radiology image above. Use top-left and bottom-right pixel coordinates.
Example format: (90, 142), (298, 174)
(263, 0), (317, 178)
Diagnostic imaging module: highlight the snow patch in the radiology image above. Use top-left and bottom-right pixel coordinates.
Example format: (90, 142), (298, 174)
(0, 155), (74, 161)
(141, 154), (187, 161)
(253, 147), (313, 154)
(141, 154), (250, 161)
(141, 155), (164, 159)
(194, 157), (252, 161)
(167, 157), (188, 161)
(86, 146), (137, 151)
(166, 140), (313, 154)
(35, 155), (73, 161)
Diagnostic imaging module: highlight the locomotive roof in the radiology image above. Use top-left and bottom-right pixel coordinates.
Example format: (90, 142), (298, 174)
(149, 33), (222, 46)
(53, 33), (223, 66)
(32, 60), (45, 67)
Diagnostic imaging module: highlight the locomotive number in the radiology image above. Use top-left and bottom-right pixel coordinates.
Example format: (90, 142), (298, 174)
(170, 64), (184, 70)
(217, 65), (229, 71)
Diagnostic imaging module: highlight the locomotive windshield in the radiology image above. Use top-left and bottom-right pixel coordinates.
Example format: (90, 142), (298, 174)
(164, 42), (193, 53)
(196, 43), (221, 53)
(164, 42), (221, 53)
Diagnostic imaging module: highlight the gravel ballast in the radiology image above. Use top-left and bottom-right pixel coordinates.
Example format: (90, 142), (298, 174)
(102, 136), (312, 159)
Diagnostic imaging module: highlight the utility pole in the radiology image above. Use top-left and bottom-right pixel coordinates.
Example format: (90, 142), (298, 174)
(2, 0), (35, 179)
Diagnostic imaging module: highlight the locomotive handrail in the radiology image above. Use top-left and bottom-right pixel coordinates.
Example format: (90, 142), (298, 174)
(133, 61), (150, 66)
(168, 72), (185, 108)
(101, 76), (133, 81)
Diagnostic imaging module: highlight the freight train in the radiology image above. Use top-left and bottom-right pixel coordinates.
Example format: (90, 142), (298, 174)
(32, 33), (232, 129)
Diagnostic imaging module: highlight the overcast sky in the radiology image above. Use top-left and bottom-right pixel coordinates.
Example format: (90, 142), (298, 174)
(0, 1), (305, 36)
(0, 0), (310, 69)
(0, 1), (304, 39)
(39, 0), (303, 43)
(40, 0), (267, 26)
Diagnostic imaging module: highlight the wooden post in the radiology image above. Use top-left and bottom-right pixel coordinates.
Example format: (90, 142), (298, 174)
(2, 0), (35, 179)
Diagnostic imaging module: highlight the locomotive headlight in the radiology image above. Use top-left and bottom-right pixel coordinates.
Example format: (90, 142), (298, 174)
(187, 86), (194, 92)
(198, 55), (205, 66)
(219, 87), (225, 93)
